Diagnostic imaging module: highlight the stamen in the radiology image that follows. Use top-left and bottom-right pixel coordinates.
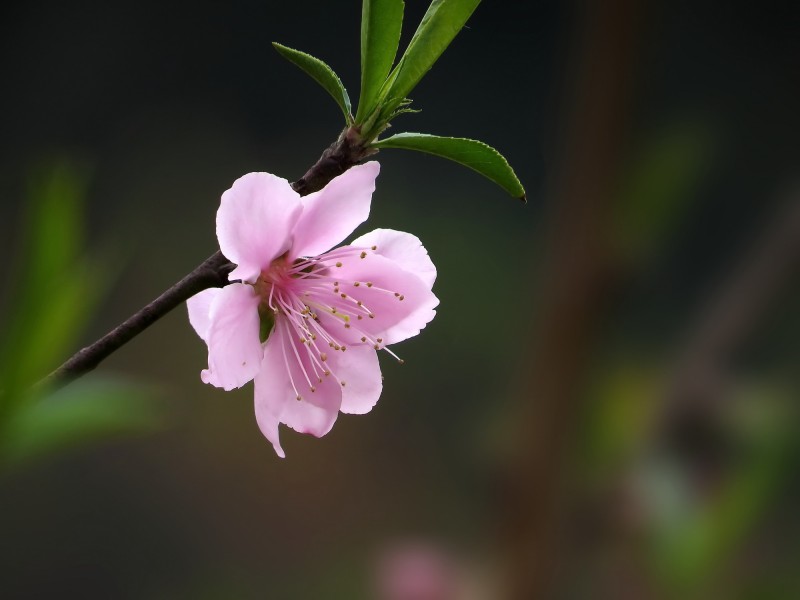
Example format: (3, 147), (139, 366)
(383, 345), (405, 364)
(279, 323), (302, 401)
(285, 322), (315, 391)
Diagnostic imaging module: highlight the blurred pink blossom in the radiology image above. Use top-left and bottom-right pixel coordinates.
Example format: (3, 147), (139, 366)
(187, 162), (438, 456)
(376, 541), (463, 600)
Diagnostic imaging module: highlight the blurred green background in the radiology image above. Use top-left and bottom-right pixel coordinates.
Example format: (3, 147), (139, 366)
(0, 1), (798, 598)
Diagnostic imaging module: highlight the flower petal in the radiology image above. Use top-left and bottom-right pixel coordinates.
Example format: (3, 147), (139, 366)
(290, 161), (380, 259)
(200, 283), (263, 391)
(312, 252), (439, 346)
(254, 319), (342, 457)
(351, 228), (437, 288)
(217, 172), (303, 282)
(331, 345), (383, 415)
(186, 288), (221, 342)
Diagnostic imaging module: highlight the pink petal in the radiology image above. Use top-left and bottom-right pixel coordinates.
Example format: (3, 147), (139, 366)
(186, 288), (221, 342)
(254, 319), (343, 457)
(332, 345), (383, 415)
(217, 172), (303, 282)
(313, 252), (439, 346)
(289, 162), (380, 259)
(200, 283), (263, 391)
(351, 228), (437, 288)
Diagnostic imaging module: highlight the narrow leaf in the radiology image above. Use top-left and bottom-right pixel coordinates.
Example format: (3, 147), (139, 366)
(373, 132), (525, 200)
(1, 378), (163, 468)
(0, 161), (103, 399)
(356, 0), (405, 123)
(381, 0), (481, 112)
(273, 42), (352, 123)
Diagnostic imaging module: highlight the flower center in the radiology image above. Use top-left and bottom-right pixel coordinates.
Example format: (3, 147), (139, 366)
(250, 245), (408, 400)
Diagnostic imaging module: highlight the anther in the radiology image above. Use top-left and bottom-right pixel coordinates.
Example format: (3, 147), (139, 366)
(340, 293), (347, 298)
(340, 381), (346, 387)
(366, 282), (373, 287)
(374, 344), (380, 350)
(310, 386), (316, 392)
(354, 282), (360, 287)
(371, 245), (377, 250)
(377, 338), (383, 343)
(361, 337), (367, 342)
(344, 323), (351, 329)
(296, 395), (302, 401)
(399, 295), (405, 301)
(335, 261), (343, 267)
(320, 353), (327, 361)
(357, 315), (363, 320)
(360, 251), (367, 259)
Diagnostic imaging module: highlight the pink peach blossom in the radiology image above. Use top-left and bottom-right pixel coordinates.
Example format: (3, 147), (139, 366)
(187, 162), (438, 456)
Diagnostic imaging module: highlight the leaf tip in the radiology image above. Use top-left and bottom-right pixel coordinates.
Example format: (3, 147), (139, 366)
(519, 193), (527, 203)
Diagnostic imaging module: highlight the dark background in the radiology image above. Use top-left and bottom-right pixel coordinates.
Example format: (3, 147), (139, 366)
(0, 0), (798, 598)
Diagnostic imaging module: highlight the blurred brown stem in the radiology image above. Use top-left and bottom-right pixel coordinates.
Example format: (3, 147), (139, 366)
(499, 0), (642, 598)
(38, 126), (373, 392)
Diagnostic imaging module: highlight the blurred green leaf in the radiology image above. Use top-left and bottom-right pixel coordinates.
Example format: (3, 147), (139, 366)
(373, 132), (525, 199)
(650, 386), (793, 591)
(582, 364), (660, 475)
(0, 160), (112, 404)
(379, 0), (481, 116)
(1, 377), (163, 468)
(272, 42), (353, 123)
(615, 125), (712, 264)
(355, 0), (405, 124)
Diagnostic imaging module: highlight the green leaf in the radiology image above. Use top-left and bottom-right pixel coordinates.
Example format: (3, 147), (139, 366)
(615, 125), (712, 265)
(373, 132), (526, 200)
(356, 0), (405, 124)
(272, 42), (353, 123)
(1, 378), (163, 468)
(0, 160), (109, 402)
(380, 0), (481, 113)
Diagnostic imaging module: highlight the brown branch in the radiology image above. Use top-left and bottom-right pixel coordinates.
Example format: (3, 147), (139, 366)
(498, 0), (643, 597)
(39, 126), (374, 392)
